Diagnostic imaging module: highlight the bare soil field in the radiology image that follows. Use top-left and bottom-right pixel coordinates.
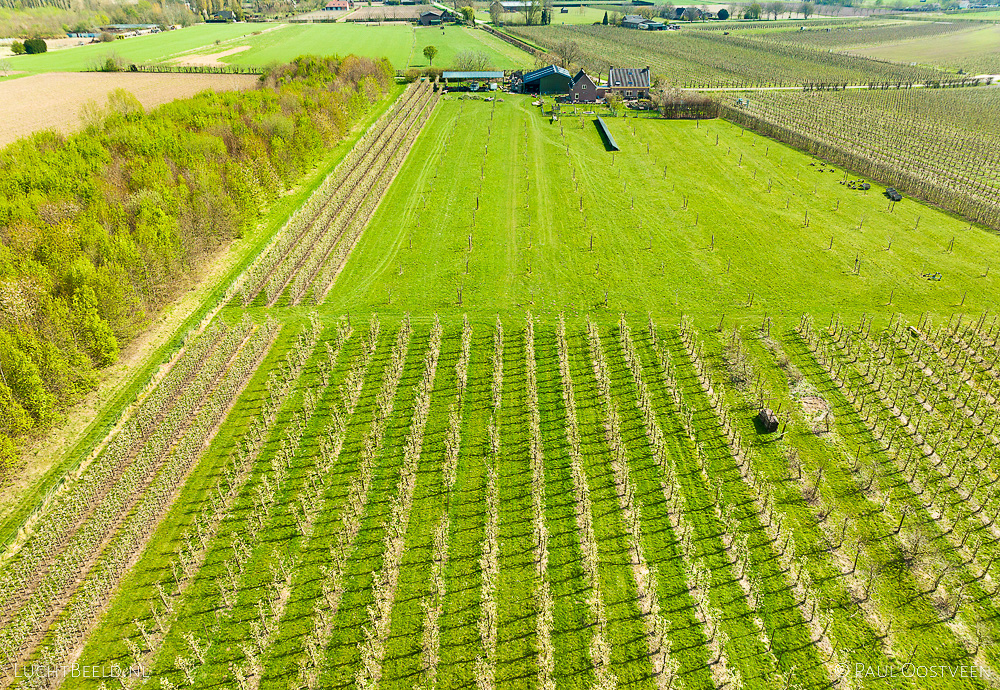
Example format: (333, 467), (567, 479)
(0, 71), (258, 147)
(170, 44), (252, 67)
(346, 4), (434, 21)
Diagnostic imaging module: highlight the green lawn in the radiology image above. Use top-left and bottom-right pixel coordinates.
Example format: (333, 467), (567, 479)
(1, 21), (533, 74)
(3, 23), (268, 74)
(326, 95), (1000, 328)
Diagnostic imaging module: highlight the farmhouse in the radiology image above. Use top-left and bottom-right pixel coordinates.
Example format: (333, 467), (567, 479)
(499, 1), (532, 10)
(606, 66), (650, 100)
(418, 9), (445, 24)
(208, 9), (237, 21)
(569, 69), (605, 103)
(520, 64), (572, 95)
(323, 0), (351, 9)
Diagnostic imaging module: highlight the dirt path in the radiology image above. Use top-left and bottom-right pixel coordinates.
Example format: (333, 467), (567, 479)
(170, 44), (252, 67)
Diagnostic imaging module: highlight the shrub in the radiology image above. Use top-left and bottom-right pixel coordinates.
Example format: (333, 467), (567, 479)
(10, 41), (25, 55)
(23, 38), (47, 54)
(99, 32), (115, 42)
(717, 8), (730, 19)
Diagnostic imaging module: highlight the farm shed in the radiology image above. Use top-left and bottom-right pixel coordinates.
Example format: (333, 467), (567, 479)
(419, 9), (444, 24)
(606, 66), (650, 100)
(520, 64), (572, 95)
(442, 71), (504, 90)
(569, 69), (605, 103)
(323, 0), (351, 9)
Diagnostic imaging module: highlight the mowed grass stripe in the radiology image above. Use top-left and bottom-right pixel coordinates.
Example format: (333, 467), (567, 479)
(494, 324), (538, 685)
(381, 322), (461, 687)
(329, 98), (999, 323)
(534, 322), (596, 689)
(438, 325), (490, 688)
(564, 320), (659, 689)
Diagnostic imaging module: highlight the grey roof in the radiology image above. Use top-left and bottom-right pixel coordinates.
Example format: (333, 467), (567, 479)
(442, 71), (505, 79)
(608, 66), (650, 89)
(420, 9), (442, 14)
(522, 64), (571, 84)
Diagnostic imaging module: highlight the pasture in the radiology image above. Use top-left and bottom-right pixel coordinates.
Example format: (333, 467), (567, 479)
(328, 96), (999, 323)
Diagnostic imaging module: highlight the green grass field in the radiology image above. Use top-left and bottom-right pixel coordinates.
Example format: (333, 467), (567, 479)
(2, 21), (532, 75)
(326, 95), (999, 326)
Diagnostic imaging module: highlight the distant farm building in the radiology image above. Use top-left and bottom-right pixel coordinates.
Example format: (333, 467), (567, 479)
(323, 0), (351, 9)
(499, 1), (532, 10)
(419, 9), (444, 24)
(520, 64), (572, 95)
(621, 14), (666, 29)
(208, 9), (237, 21)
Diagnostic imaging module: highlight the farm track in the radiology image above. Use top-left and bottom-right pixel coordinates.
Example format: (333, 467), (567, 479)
(273, 84), (436, 306)
(310, 83), (440, 304)
(288, 83), (440, 306)
(237, 82), (428, 305)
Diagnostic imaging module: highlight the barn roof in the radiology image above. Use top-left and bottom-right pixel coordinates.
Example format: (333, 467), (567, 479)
(522, 64), (571, 84)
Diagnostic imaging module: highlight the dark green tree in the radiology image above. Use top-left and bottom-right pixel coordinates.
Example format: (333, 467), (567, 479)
(23, 38), (47, 54)
(603, 10), (608, 23)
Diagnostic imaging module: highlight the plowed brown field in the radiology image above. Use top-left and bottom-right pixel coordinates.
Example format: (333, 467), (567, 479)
(0, 71), (258, 147)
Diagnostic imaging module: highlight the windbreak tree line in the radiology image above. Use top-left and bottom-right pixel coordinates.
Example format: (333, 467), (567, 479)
(0, 54), (394, 478)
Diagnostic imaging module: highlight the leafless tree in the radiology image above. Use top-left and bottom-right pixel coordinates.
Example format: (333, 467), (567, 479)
(453, 49), (496, 71)
(552, 39), (581, 68)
